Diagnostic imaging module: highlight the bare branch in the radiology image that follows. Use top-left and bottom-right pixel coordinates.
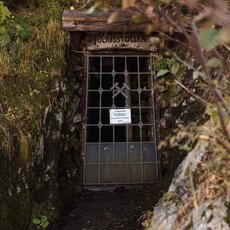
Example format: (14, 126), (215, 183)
(175, 80), (208, 106)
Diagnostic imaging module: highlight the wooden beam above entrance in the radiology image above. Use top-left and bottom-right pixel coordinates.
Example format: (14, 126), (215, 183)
(62, 9), (148, 32)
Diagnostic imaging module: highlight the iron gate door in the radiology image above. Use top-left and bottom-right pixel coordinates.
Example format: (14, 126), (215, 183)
(84, 55), (159, 185)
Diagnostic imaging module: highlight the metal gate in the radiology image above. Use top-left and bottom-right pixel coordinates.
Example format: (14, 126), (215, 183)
(84, 55), (159, 185)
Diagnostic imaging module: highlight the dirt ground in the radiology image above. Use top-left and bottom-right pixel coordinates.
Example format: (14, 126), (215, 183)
(52, 185), (164, 230)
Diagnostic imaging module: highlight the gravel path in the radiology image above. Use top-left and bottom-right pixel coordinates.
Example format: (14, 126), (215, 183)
(52, 185), (163, 230)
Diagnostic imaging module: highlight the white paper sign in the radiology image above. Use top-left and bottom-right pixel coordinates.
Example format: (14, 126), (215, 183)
(109, 109), (131, 124)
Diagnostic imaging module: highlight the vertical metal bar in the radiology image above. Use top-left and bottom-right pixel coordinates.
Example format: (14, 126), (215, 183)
(127, 56), (130, 183)
(138, 56), (142, 145)
(151, 53), (159, 181)
(84, 55), (92, 185)
(99, 56), (102, 184)
(138, 56), (144, 183)
(112, 56), (115, 184)
(84, 55), (89, 184)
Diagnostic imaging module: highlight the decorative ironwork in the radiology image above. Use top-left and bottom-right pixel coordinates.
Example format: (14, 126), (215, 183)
(110, 82), (130, 99)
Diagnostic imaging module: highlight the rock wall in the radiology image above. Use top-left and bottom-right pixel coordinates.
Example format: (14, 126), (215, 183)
(0, 35), (85, 229)
(148, 140), (230, 230)
(32, 33), (86, 217)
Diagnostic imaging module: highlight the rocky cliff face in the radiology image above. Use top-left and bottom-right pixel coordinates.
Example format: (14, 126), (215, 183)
(32, 48), (86, 215)
(0, 46), (85, 229)
(148, 140), (230, 230)
(0, 115), (31, 230)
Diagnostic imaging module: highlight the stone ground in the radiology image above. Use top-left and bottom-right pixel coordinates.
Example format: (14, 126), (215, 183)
(52, 185), (164, 230)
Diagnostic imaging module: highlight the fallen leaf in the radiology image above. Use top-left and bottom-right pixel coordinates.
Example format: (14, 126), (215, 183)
(198, 28), (219, 51)
(157, 69), (169, 77)
(107, 12), (119, 24)
(206, 58), (222, 69)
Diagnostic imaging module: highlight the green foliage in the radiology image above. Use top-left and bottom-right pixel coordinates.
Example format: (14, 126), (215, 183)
(32, 215), (49, 229)
(4, 0), (71, 9)
(0, 1), (29, 47)
(31, 202), (59, 230)
(0, 14), (29, 49)
(155, 57), (181, 77)
(0, 115), (29, 162)
(0, 0), (68, 136)
(0, 1), (10, 23)
(198, 28), (219, 51)
(0, 1), (11, 46)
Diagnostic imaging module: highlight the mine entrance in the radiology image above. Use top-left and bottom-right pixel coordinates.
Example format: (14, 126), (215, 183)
(84, 55), (159, 185)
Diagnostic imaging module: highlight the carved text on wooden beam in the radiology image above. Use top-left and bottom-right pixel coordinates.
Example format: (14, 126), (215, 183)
(86, 33), (157, 51)
(94, 34), (147, 45)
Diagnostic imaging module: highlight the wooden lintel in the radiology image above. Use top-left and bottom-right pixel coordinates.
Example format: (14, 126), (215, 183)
(62, 9), (149, 32)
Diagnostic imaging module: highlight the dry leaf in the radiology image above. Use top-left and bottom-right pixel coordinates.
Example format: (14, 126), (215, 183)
(182, 0), (199, 9)
(122, 0), (136, 9)
(131, 13), (143, 24)
(146, 6), (154, 19)
(149, 36), (160, 45)
(160, 0), (172, 3)
(145, 24), (155, 35)
(227, 120), (230, 135)
(218, 26), (230, 44)
(107, 12), (119, 24)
